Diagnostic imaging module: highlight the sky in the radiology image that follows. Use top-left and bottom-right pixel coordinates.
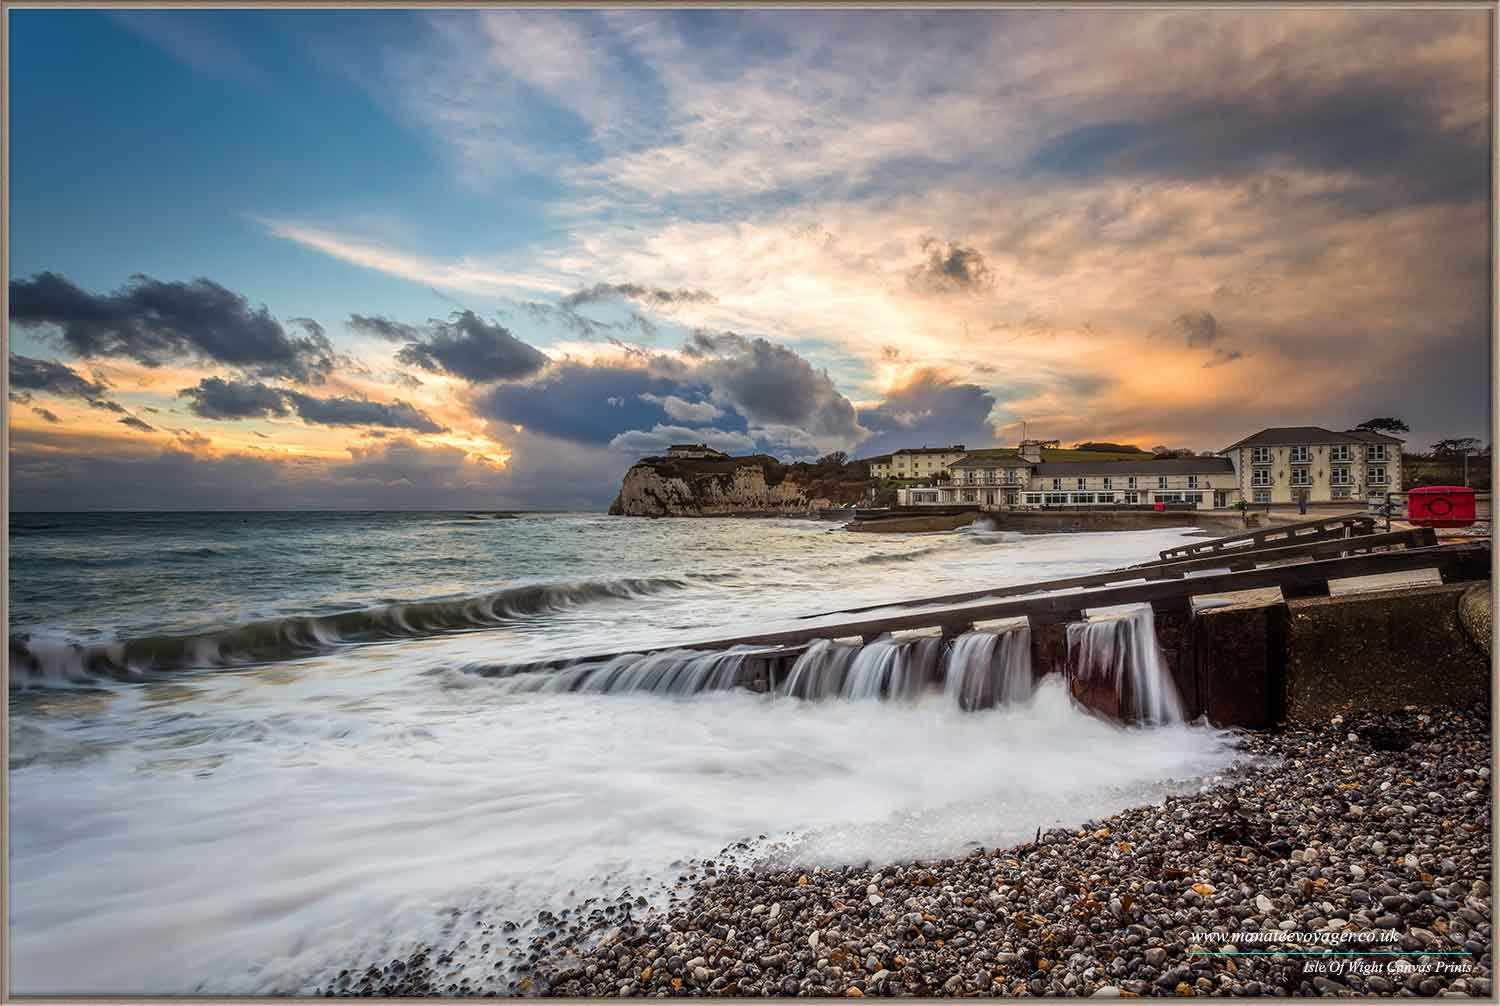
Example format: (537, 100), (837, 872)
(6, 8), (1493, 510)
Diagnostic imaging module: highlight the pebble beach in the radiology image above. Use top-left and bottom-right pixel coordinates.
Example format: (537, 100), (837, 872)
(329, 702), (1491, 998)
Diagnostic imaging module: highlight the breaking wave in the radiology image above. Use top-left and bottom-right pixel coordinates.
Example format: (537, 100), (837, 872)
(8, 576), (693, 688)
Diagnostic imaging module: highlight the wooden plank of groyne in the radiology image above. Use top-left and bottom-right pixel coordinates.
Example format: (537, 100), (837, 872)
(1157, 513), (1376, 560)
(802, 527), (1436, 620)
(507, 542), (1488, 670)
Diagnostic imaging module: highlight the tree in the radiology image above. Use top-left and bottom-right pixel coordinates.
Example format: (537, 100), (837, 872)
(817, 450), (849, 468)
(1431, 437), (1482, 458)
(1354, 417), (1410, 435)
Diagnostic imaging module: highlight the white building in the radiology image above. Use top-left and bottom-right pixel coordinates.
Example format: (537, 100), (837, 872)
(665, 443), (729, 460)
(899, 455), (1239, 510)
(866, 445), (966, 480)
(1219, 427), (1403, 505)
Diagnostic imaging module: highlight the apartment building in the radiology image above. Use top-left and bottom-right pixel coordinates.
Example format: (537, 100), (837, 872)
(1219, 427), (1403, 504)
(867, 444), (967, 480)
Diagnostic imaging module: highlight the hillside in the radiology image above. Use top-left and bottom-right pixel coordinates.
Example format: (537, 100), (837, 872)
(608, 453), (875, 517)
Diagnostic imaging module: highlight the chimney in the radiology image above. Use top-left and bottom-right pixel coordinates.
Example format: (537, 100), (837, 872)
(1019, 439), (1042, 464)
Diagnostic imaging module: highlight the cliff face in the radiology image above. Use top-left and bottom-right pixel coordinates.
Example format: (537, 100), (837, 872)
(608, 454), (870, 517)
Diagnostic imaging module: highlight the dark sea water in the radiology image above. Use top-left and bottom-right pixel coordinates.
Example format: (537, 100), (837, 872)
(8, 511), (1244, 994)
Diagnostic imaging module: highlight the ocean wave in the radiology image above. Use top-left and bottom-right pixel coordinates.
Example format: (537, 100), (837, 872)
(8, 576), (693, 689)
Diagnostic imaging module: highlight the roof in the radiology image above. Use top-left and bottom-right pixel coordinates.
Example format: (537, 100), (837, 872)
(1220, 426), (1404, 452)
(1033, 457), (1235, 476)
(860, 453), (894, 465)
(950, 449), (1025, 468)
(891, 445), (966, 456)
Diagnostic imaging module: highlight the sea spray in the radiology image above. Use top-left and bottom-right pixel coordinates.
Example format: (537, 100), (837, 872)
(1065, 604), (1184, 725)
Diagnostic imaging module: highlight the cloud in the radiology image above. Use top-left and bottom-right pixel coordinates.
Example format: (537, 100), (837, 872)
(560, 283), (716, 309)
(118, 415), (156, 433)
(8, 354), (119, 411)
(179, 377), (290, 420)
(857, 369), (999, 454)
(638, 392), (722, 423)
(909, 238), (994, 294)
(1173, 310), (1222, 347)
(347, 314), (423, 342)
(607, 423), (757, 456)
(9, 272), (335, 383)
(392, 310), (551, 382)
(281, 391), (447, 433)
(179, 377), (447, 432)
(8, 427), (621, 511)
(31, 406), (61, 423)
(685, 331), (864, 441)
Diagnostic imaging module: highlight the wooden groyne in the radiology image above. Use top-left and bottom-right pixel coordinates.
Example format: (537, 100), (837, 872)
(490, 517), (1490, 727)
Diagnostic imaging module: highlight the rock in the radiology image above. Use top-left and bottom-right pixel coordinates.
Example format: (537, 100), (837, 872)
(1254, 894), (1275, 914)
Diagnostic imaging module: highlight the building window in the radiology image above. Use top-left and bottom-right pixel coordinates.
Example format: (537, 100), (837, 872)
(1157, 476), (1169, 489)
(1289, 446), (1310, 463)
(962, 489), (977, 502)
(1102, 477), (1112, 490)
(985, 469), (997, 484)
(1251, 469), (1272, 487)
(1024, 493), (1042, 505)
(1251, 447), (1272, 465)
(1052, 478), (1062, 490)
(1127, 476), (1138, 489)
(1331, 445), (1351, 462)
(1044, 492), (1069, 505)
(1076, 478), (1087, 490)
(1368, 465), (1388, 485)
(1331, 488), (1351, 500)
(1123, 491), (1139, 504)
(1331, 466), (1352, 486)
(1186, 475), (1199, 489)
(1290, 467), (1311, 486)
(1253, 489), (1272, 504)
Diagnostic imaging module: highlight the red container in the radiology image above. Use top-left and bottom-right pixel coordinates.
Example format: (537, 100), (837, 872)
(1406, 486), (1476, 528)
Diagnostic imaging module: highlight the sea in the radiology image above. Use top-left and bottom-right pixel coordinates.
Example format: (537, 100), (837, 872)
(8, 510), (1248, 994)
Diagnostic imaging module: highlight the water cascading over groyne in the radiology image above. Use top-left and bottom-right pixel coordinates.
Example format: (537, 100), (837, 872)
(484, 648), (754, 695)
(944, 624), (1035, 711)
(1064, 604), (1184, 725)
(475, 625), (1039, 711)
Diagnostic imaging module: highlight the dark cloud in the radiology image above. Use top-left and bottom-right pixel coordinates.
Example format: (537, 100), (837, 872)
(347, 314), (422, 342)
(9, 354), (111, 401)
(1173, 311), (1222, 348)
(560, 283), (716, 309)
(392, 310), (551, 382)
(179, 377), (446, 432)
(1204, 348), (1244, 368)
(31, 406), (61, 423)
(685, 331), (864, 440)
(1026, 65), (1488, 211)
(474, 359), (714, 446)
(909, 238), (994, 294)
(856, 370), (999, 454)
(282, 391), (447, 433)
(179, 378), (291, 420)
(118, 415), (156, 433)
(475, 331), (866, 453)
(9, 273), (335, 383)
